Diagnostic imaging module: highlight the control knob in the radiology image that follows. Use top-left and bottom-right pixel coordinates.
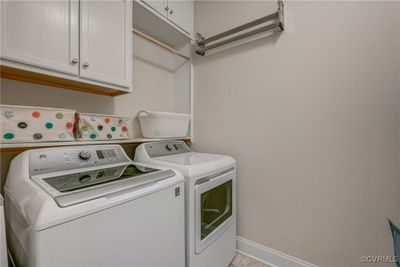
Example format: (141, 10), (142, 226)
(166, 144), (174, 151)
(79, 151), (91, 160)
(79, 175), (91, 183)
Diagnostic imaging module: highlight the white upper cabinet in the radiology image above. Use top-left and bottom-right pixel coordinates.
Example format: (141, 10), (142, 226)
(0, 0), (79, 75)
(80, 0), (132, 88)
(0, 0), (132, 94)
(167, 0), (193, 34)
(142, 0), (167, 16)
(139, 0), (193, 36)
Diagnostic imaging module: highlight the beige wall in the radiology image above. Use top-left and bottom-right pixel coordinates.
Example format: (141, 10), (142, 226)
(0, 40), (177, 188)
(397, 1), (400, 164)
(193, 1), (400, 267)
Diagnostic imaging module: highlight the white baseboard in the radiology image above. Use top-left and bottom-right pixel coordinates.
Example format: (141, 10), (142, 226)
(236, 236), (320, 267)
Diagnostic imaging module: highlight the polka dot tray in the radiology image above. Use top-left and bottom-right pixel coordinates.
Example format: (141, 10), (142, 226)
(1, 105), (75, 143)
(74, 113), (131, 141)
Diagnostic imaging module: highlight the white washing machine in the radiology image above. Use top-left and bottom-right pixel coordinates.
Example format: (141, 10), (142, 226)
(135, 141), (236, 267)
(4, 144), (185, 267)
(0, 194), (8, 267)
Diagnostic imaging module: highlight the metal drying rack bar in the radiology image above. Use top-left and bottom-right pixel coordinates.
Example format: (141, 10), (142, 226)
(195, 0), (284, 56)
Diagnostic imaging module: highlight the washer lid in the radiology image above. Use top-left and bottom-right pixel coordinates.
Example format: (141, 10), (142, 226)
(41, 164), (157, 193)
(53, 169), (175, 208)
(32, 163), (174, 207)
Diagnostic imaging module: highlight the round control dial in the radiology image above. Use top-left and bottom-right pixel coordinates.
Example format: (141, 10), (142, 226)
(79, 151), (91, 160)
(166, 144), (173, 151)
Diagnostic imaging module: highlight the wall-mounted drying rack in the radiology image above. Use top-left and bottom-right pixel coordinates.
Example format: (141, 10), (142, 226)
(195, 0), (284, 56)
(132, 28), (190, 60)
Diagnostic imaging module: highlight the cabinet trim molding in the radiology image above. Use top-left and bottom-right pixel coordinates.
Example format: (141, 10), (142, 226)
(0, 65), (129, 97)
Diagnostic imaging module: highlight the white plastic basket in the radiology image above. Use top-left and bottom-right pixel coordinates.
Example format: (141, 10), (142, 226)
(0, 105), (75, 143)
(137, 110), (191, 138)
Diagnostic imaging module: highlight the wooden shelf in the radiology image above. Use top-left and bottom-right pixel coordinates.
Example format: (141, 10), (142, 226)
(1, 137), (191, 153)
(133, 29), (190, 61)
(133, 29), (189, 72)
(0, 65), (130, 97)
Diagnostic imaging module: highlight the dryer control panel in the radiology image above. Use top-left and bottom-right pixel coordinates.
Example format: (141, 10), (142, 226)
(145, 141), (191, 158)
(29, 145), (129, 176)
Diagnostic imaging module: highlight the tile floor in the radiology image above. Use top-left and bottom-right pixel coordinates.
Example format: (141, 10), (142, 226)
(230, 253), (270, 267)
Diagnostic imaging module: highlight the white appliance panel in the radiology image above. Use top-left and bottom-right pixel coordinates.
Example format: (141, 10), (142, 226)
(5, 145), (185, 267)
(135, 141), (237, 267)
(6, 182), (184, 267)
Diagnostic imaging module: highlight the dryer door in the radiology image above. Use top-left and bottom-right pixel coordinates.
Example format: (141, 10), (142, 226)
(194, 169), (234, 254)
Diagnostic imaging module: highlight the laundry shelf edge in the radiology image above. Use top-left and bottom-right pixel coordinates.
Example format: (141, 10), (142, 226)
(0, 137), (192, 153)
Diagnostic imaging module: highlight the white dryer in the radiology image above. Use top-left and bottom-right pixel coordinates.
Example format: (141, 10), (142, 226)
(135, 141), (236, 267)
(4, 145), (185, 267)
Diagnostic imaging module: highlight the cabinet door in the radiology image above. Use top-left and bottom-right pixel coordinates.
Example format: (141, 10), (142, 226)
(80, 0), (132, 89)
(142, 0), (167, 17)
(0, 0), (79, 75)
(167, 0), (193, 34)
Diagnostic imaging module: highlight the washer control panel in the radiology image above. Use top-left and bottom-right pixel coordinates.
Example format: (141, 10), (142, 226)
(145, 141), (191, 158)
(29, 145), (129, 176)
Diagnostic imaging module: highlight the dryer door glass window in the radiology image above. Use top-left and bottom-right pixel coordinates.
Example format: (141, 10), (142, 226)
(200, 180), (232, 240)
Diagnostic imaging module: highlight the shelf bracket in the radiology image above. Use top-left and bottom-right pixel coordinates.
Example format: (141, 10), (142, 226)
(195, 33), (206, 56)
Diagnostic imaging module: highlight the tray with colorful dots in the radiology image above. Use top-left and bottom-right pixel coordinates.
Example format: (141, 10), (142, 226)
(0, 105), (75, 143)
(74, 113), (132, 141)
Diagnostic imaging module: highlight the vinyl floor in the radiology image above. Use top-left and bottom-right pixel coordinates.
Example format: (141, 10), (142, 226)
(229, 253), (271, 267)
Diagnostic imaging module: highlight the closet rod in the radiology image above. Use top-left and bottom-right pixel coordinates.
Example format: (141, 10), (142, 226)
(195, 0), (284, 56)
(132, 28), (190, 60)
(198, 12), (279, 46)
(204, 22), (281, 52)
